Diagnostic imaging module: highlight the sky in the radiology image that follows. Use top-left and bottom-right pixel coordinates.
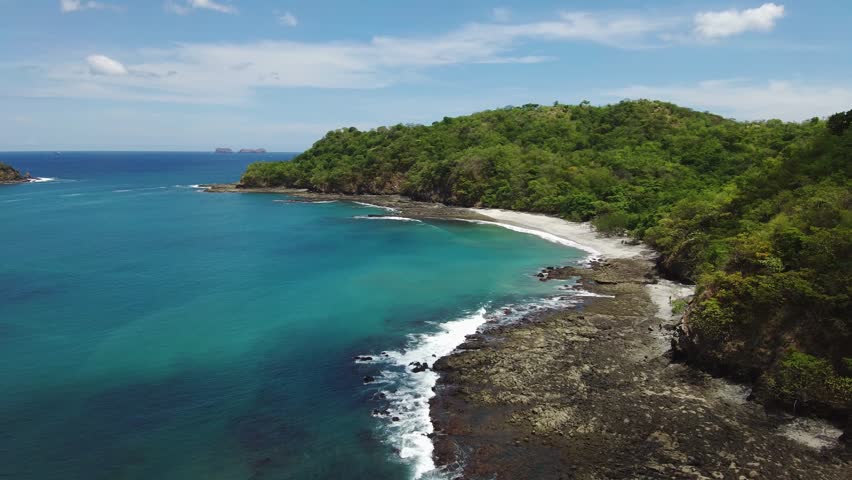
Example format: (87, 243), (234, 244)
(1, 1), (851, 151)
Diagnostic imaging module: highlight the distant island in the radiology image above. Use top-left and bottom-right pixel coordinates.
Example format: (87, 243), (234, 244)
(215, 148), (267, 154)
(0, 162), (31, 184)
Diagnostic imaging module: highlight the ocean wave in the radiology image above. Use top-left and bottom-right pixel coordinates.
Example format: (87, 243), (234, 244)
(353, 215), (422, 223)
(352, 201), (400, 213)
(459, 219), (601, 261)
(362, 292), (586, 479)
(60, 193), (83, 197)
(29, 177), (57, 183)
(173, 184), (203, 189)
(112, 189), (132, 193)
(273, 199), (338, 204)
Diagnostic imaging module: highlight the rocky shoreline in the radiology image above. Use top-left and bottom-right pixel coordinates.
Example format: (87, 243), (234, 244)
(430, 256), (850, 479)
(203, 185), (850, 478)
(201, 183), (493, 221)
(0, 162), (32, 184)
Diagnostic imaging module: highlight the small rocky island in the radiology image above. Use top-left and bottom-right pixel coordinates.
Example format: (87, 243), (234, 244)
(0, 162), (31, 184)
(215, 148), (267, 154)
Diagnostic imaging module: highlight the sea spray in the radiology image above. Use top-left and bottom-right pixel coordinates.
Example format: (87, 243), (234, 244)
(363, 291), (590, 479)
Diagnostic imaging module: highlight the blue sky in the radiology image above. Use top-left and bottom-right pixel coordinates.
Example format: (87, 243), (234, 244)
(1, 1), (850, 150)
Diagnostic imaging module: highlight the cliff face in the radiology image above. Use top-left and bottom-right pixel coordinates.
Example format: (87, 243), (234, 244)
(0, 162), (29, 183)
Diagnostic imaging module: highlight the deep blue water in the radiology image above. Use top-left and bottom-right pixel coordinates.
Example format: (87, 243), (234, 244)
(0, 152), (585, 479)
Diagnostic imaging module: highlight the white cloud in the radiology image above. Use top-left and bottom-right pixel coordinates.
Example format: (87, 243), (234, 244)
(166, 0), (236, 15)
(32, 11), (676, 103)
(610, 79), (852, 121)
(695, 3), (785, 39)
(491, 7), (511, 23)
(278, 11), (298, 27)
(60, 0), (117, 13)
(23, 7), (788, 107)
(86, 54), (128, 76)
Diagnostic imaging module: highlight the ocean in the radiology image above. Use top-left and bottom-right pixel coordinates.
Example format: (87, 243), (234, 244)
(0, 152), (586, 479)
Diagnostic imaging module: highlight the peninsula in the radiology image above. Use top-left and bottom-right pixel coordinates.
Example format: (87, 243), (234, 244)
(221, 100), (851, 475)
(0, 162), (31, 184)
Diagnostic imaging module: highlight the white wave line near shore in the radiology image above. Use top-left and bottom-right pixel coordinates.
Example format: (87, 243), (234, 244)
(356, 207), (666, 479)
(460, 219), (601, 259)
(470, 208), (649, 260)
(364, 293), (586, 480)
(29, 177), (56, 183)
(352, 201), (400, 213)
(353, 215), (422, 223)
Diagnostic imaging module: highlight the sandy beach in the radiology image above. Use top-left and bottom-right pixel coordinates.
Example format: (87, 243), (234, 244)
(470, 207), (694, 325)
(429, 208), (849, 479)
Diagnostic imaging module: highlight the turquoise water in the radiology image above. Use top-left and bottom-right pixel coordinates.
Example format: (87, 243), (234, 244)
(0, 152), (585, 479)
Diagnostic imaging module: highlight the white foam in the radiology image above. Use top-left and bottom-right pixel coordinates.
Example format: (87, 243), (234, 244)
(354, 215), (422, 223)
(174, 184), (203, 189)
(29, 177), (56, 183)
(367, 292), (586, 479)
(352, 201), (400, 213)
(379, 307), (488, 479)
(274, 199), (338, 204)
(112, 189), (132, 193)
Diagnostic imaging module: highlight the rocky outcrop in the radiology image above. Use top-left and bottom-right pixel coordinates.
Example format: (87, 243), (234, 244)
(215, 147), (234, 153)
(239, 148), (267, 154)
(430, 258), (850, 479)
(0, 162), (30, 184)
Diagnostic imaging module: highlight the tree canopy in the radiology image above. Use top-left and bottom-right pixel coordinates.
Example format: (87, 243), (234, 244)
(240, 100), (851, 415)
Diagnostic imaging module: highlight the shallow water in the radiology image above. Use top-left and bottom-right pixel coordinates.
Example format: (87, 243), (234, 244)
(0, 152), (585, 479)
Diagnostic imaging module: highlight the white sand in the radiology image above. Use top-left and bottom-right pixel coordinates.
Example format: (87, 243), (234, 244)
(470, 208), (651, 260)
(470, 208), (695, 320)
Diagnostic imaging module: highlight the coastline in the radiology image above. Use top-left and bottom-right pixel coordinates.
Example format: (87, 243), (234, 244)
(429, 208), (850, 479)
(202, 187), (850, 477)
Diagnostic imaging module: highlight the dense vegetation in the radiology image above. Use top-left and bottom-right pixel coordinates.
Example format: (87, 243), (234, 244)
(241, 100), (851, 419)
(0, 162), (28, 183)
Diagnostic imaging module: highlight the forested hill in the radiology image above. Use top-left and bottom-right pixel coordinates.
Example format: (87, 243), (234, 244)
(241, 101), (852, 420)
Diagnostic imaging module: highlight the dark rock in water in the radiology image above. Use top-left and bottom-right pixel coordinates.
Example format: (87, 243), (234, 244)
(0, 162), (31, 183)
(391, 417), (400, 422)
(363, 375), (376, 384)
(503, 308), (512, 314)
(537, 272), (546, 278)
(354, 355), (373, 361)
(546, 266), (555, 270)
(372, 408), (390, 417)
(409, 361), (430, 373)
